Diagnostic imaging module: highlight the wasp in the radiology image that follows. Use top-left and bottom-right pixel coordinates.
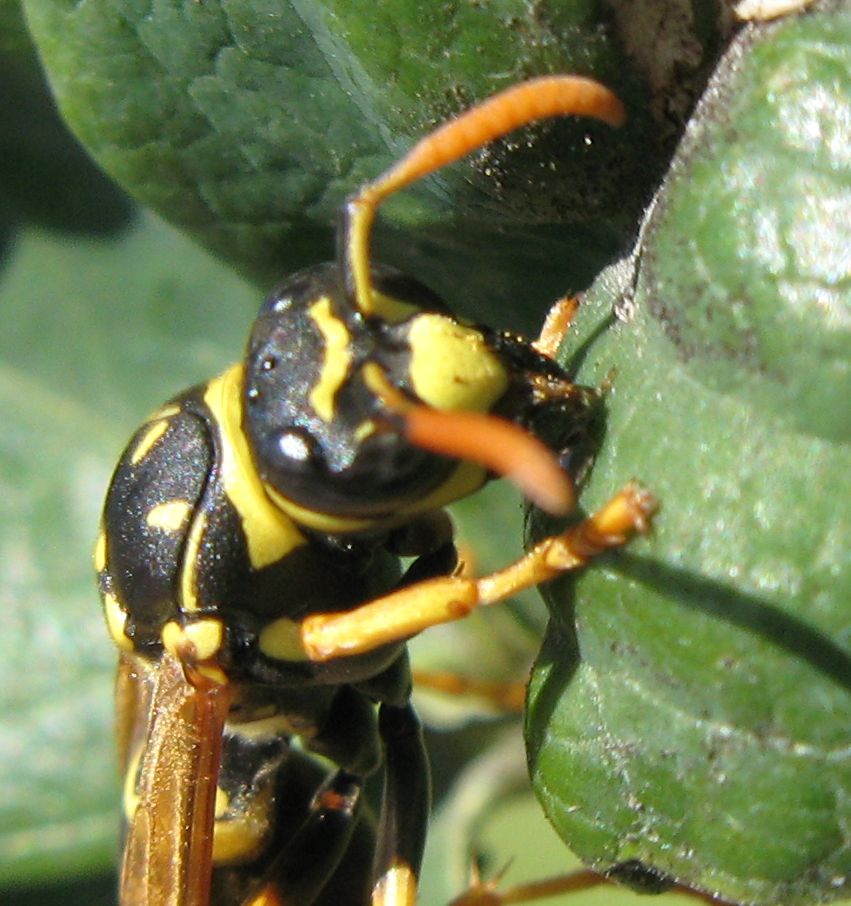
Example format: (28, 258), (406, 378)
(95, 75), (656, 906)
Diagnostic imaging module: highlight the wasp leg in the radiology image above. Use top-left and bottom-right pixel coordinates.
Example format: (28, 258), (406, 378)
(531, 295), (579, 360)
(387, 510), (455, 559)
(252, 769), (363, 906)
(300, 483), (656, 662)
(450, 866), (737, 905)
(307, 684), (381, 777)
(220, 749), (375, 906)
(371, 703), (430, 906)
(450, 866), (606, 905)
(411, 670), (527, 714)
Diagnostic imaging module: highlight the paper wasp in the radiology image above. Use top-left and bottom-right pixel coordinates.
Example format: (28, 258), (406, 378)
(96, 75), (655, 906)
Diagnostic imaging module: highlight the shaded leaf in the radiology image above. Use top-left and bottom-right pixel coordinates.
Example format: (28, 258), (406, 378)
(0, 0), (133, 245)
(23, 0), (733, 330)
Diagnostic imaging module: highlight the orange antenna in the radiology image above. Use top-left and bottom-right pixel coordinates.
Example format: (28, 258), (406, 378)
(340, 75), (625, 317)
(404, 405), (576, 515)
(363, 364), (575, 514)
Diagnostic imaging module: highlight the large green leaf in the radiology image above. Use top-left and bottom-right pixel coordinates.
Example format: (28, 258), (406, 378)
(528, 8), (850, 906)
(21, 0), (733, 330)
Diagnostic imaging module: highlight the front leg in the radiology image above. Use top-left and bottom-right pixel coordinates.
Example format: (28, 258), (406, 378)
(281, 483), (655, 663)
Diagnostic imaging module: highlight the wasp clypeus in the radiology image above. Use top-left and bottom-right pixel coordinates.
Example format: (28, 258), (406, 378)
(96, 75), (656, 906)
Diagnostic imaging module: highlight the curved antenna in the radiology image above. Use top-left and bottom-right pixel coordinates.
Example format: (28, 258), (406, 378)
(404, 404), (576, 515)
(340, 75), (626, 318)
(363, 364), (575, 515)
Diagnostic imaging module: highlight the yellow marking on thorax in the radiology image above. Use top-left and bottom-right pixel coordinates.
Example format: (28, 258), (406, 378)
(407, 314), (509, 412)
(162, 618), (224, 662)
(204, 366), (307, 570)
(162, 618), (228, 684)
(151, 402), (180, 420)
(179, 510), (206, 612)
(93, 529), (107, 572)
(145, 499), (192, 532)
(308, 296), (352, 422)
(129, 418), (169, 465)
(103, 592), (134, 651)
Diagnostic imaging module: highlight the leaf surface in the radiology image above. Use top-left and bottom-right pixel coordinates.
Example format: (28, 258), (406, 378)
(528, 10), (851, 905)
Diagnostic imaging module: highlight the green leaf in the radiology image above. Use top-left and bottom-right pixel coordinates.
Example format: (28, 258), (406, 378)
(528, 9), (851, 906)
(22, 0), (731, 330)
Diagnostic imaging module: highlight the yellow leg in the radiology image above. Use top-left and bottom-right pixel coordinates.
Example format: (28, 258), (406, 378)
(451, 866), (737, 905)
(531, 295), (579, 360)
(450, 867), (606, 905)
(372, 860), (419, 906)
(412, 670), (527, 714)
(301, 483), (656, 662)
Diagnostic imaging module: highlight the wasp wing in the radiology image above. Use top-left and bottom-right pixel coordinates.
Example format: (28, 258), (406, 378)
(118, 650), (231, 906)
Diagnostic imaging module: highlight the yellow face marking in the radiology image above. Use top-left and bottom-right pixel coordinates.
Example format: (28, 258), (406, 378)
(369, 290), (420, 324)
(408, 314), (509, 412)
(308, 296), (352, 422)
(129, 418), (169, 465)
(103, 592), (134, 651)
(354, 419), (378, 442)
(145, 500), (192, 532)
(93, 529), (107, 573)
(179, 511), (206, 612)
(204, 366), (307, 570)
(258, 616), (310, 663)
(362, 362), (408, 410)
(262, 481), (372, 534)
(161, 617), (224, 662)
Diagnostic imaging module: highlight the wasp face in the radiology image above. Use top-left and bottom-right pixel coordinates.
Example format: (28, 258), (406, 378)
(243, 262), (474, 522)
